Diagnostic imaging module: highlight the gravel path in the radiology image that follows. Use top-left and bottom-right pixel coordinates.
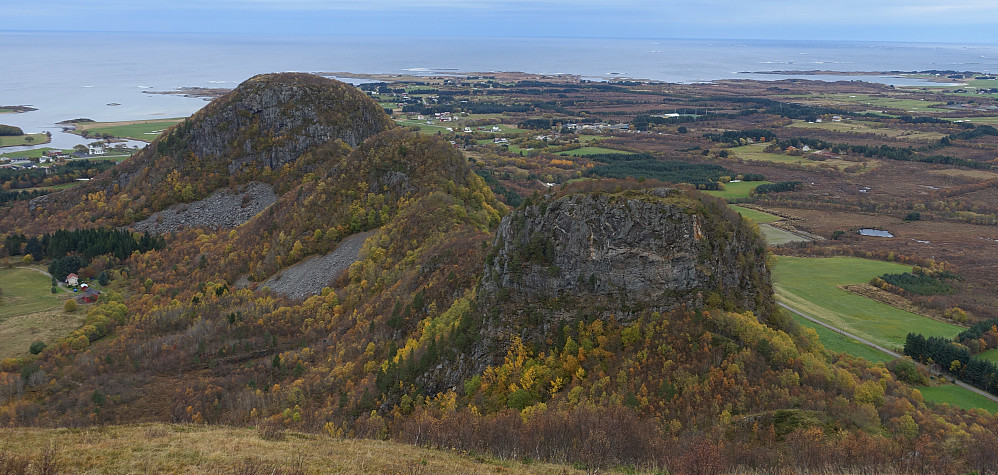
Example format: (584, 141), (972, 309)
(262, 230), (377, 300)
(132, 182), (277, 233)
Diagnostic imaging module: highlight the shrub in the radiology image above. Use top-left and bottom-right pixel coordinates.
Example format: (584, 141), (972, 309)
(29, 341), (46, 355)
(63, 299), (77, 313)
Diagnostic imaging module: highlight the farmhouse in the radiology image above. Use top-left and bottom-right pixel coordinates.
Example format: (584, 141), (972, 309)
(78, 283), (100, 304)
(88, 143), (106, 155)
(66, 273), (79, 286)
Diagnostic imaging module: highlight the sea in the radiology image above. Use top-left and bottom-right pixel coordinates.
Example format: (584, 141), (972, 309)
(2, 31), (998, 152)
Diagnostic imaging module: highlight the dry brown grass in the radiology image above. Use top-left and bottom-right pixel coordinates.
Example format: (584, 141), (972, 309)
(928, 168), (998, 180)
(0, 423), (589, 474)
(0, 309), (84, 359)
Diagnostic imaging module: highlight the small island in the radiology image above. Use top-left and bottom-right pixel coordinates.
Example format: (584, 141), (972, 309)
(0, 105), (38, 114)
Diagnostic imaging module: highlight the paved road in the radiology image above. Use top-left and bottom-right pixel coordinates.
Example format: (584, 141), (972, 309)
(778, 301), (998, 406)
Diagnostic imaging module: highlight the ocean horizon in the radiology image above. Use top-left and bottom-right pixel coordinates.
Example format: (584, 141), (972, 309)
(3, 31), (998, 151)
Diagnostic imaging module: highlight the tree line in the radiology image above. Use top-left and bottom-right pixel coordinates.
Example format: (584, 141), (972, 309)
(4, 228), (164, 263)
(904, 333), (998, 395)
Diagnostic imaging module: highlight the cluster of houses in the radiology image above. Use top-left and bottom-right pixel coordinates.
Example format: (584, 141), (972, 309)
(65, 273), (101, 304)
(0, 143), (107, 169)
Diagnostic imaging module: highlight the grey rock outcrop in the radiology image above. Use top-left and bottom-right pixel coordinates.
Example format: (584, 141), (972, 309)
(480, 188), (770, 314)
(132, 182), (277, 233)
(260, 230), (376, 301)
(174, 73), (394, 172)
(448, 188), (773, 378)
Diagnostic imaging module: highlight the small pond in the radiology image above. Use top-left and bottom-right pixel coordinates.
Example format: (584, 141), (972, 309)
(858, 228), (894, 238)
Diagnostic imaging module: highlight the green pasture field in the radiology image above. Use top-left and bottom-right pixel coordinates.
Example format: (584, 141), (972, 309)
(729, 144), (875, 172)
(0, 267), (83, 359)
(75, 118), (184, 142)
(704, 180), (772, 200)
(558, 146), (634, 157)
(917, 385), (998, 413)
(397, 119), (526, 136)
(759, 224), (809, 245)
(728, 205), (780, 224)
(790, 314), (893, 363)
(947, 116), (998, 125)
(786, 119), (946, 141)
(963, 78), (998, 89)
(0, 147), (64, 159)
(0, 267), (66, 318)
(395, 119), (456, 135)
(772, 256), (964, 351)
(814, 94), (950, 113)
(0, 133), (50, 147)
(977, 348), (998, 364)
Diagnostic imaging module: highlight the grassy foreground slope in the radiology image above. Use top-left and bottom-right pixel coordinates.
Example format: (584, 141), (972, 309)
(772, 256), (963, 350)
(0, 423), (583, 474)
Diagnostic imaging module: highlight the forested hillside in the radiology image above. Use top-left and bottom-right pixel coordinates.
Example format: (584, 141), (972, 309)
(1, 73), (997, 474)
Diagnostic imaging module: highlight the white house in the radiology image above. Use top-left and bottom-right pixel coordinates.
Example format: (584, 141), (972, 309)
(66, 273), (79, 286)
(88, 144), (106, 155)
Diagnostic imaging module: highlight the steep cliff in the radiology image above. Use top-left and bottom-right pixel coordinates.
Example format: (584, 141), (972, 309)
(114, 72), (395, 208)
(154, 72), (394, 173)
(468, 186), (773, 368)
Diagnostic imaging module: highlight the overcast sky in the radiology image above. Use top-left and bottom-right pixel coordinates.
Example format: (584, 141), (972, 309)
(3, 0), (997, 43)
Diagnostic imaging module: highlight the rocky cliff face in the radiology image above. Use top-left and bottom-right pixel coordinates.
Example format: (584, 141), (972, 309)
(456, 187), (773, 374)
(158, 72), (394, 173)
(481, 188), (770, 314)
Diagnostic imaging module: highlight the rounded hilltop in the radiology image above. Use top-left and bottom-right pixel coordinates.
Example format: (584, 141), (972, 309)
(144, 71), (395, 174)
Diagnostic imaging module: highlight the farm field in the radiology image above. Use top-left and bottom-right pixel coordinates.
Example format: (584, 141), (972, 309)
(0, 267), (82, 359)
(917, 385), (998, 413)
(727, 143), (874, 172)
(948, 116), (998, 125)
(704, 180), (772, 200)
(791, 300), (998, 413)
(978, 348), (998, 364)
(728, 205), (780, 224)
(786, 119), (946, 141)
(772, 256), (964, 351)
(0, 133), (50, 147)
(0, 147), (65, 159)
(812, 94), (950, 113)
(789, 313), (893, 363)
(759, 224), (808, 245)
(73, 118), (185, 142)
